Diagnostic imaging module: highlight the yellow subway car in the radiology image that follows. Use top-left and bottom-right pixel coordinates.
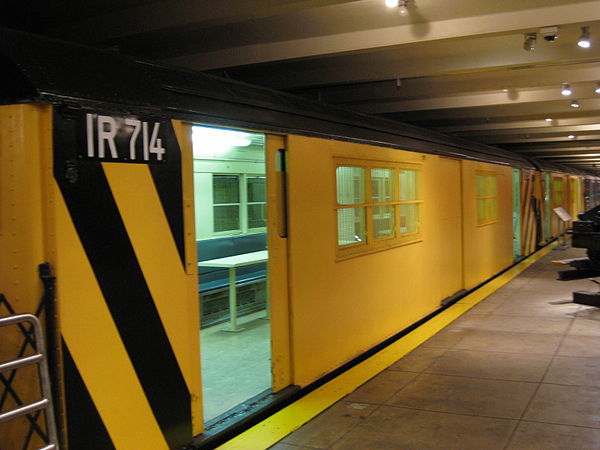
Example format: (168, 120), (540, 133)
(0, 28), (597, 449)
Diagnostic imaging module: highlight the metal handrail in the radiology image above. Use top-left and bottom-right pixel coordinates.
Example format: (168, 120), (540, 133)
(0, 313), (59, 450)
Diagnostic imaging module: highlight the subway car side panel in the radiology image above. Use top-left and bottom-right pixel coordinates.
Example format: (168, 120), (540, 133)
(462, 162), (514, 290)
(51, 109), (200, 448)
(0, 104), (55, 450)
(285, 136), (468, 385)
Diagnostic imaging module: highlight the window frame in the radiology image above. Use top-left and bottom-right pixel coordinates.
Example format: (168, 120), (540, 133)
(475, 170), (498, 226)
(246, 175), (267, 231)
(552, 175), (565, 207)
(335, 157), (423, 259)
(212, 173), (267, 237)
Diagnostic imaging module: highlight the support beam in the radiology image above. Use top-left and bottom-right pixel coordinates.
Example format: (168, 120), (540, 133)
(536, 152), (600, 158)
(47, 0), (355, 43)
(456, 124), (600, 138)
(481, 133), (600, 144)
(164, 2), (600, 70)
(504, 141), (600, 151)
(512, 149), (600, 156)
(388, 98), (600, 121)
(354, 83), (600, 114)
(536, 158), (600, 163)
(435, 115), (600, 133)
(300, 63), (600, 105)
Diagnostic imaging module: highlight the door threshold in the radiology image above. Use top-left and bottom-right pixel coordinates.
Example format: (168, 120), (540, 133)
(190, 386), (300, 449)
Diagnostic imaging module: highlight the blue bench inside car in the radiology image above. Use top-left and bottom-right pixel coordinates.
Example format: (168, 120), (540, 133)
(197, 233), (267, 293)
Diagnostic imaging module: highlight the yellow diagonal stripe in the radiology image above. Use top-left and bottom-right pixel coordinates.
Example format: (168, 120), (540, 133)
(219, 243), (555, 449)
(102, 162), (202, 423)
(56, 188), (168, 450)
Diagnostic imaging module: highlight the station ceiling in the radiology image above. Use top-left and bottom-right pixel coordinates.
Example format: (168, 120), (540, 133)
(5, 0), (600, 172)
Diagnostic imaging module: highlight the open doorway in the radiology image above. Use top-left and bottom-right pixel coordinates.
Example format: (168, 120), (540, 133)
(192, 125), (272, 422)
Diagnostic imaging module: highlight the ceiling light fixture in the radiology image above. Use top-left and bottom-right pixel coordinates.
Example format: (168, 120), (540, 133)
(397, 0), (409, 16)
(540, 26), (559, 42)
(596, 82), (600, 94)
(578, 26), (591, 48)
(385, 0), (411, 15)
(545, 118), (552, 122)
(570, 99), (580, 108)
(523, 33), (537, 51)
(561, 83), (572, 96)
(568, 135), (576, 139)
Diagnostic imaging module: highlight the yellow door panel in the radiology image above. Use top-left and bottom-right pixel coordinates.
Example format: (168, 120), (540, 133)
(434, 157), (464, 296)
(266, 135), (291, 391)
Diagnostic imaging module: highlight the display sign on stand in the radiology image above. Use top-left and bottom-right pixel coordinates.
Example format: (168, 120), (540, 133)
(553, 207), (572, 250)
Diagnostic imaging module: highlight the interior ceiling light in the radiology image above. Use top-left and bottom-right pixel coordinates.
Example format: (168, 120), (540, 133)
(568, 135), (576, 139)
(523, 33), (537, 51)
(578, 26), (591, 48)
(545, 118), (552, 122)
(596, 82), (600, 94)
(561, 83), (572, 96)
(385, 0), (399, 7)
(570, 99), (581, 108)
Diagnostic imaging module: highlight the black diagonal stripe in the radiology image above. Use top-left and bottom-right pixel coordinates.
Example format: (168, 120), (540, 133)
(149, 121), (185, 268)
(62, 339), (115, 450)
(54, 113), (191, 449)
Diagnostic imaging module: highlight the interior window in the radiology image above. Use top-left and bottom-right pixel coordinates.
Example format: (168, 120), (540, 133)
(247, 176), (267, 229)
(213, 175), (241, 232)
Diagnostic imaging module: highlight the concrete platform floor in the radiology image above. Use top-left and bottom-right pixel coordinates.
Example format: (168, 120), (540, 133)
(271, 246), (600, 449)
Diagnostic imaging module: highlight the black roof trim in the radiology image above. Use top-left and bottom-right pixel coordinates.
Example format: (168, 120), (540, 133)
(0, 27), (536, 169)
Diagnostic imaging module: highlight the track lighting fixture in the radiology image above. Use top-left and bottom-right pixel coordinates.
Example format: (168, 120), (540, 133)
(385, 0), (410, 15)
(578, 26), (591, 48)
(540, 26), (559, 42)
(523, 33), (536, 51)
(397, 0), (409, 16)
(570, 99), (580, 108)
(561, 83), (572, 96)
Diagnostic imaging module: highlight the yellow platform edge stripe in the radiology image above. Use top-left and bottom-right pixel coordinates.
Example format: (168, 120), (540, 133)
(218, 243), (556, 450)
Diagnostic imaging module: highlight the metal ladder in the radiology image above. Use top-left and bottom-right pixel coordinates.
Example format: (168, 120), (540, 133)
(0, 313), (59, 450)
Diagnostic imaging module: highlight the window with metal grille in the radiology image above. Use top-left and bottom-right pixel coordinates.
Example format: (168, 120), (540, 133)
(335, 158), (422, 258)
(246, 176), (267, 229)
(476, 171), (498, 225)
(212, 174), (266, 235)
(552, 176), (565, 207)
